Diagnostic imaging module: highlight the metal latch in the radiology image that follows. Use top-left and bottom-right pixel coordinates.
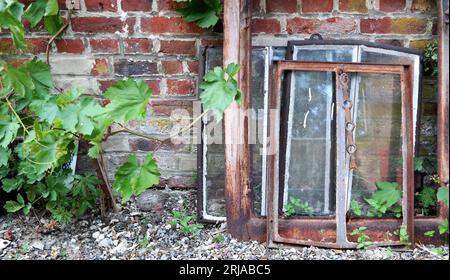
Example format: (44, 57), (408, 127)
(66, 0), (81, 10)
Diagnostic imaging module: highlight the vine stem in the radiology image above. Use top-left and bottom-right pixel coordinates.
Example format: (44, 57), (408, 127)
(46, 9), (72, 65)
(110, 110), (208, 147)
(5, 97), (28, 134)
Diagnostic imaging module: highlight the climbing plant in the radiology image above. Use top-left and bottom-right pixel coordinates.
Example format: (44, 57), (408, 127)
(1, 0), (241, 223)
(175, 0), (223, 28)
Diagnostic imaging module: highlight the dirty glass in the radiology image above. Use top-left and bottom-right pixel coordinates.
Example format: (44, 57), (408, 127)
(202, 47), (272, 219)
(282, 70), (337, 217)
(349, 73), (403, 218)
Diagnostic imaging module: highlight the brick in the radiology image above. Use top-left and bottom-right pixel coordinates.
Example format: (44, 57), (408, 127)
(360, 17), (391, 33)
(124, 38), (153, 53)
(98, 79), (117, 91)
(90, 39), (120, 53)
(149, 100), (194, 116)
(411, 0), (437, 12)
(266, 0), (297, 13)
(167, 79), (196, 96)
(49, 57), (96, 75)
(55, 39), (84, 54)
(339, 0), (368, 13)
(0, 38), (16, 54)
(122, 0), (152, 11)
(186, 60), (199, 74)
(158, 0), (183, 11)
(251, 18), (281, 34)
(141, 16), (203, 34)
(302, 0), (333, 13)
(409, 39), (432, 49)
(379, 0), (405, 12)
(159, 40), (196, 55)
(85, 0), (118, 12)
(287, 17), (356, 34)
(114, 59), (158, 76)
(361, 17), (428, 34)
(145, 80), (160, 95)
(162, 60), (183, 74)
(91, 58), (109, 76)
(72, 17), (131, 33)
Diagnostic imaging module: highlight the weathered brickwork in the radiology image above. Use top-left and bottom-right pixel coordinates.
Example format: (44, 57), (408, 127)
(0, 0), (438, 189)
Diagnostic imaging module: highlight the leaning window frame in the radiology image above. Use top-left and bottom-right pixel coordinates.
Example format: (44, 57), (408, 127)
(197, 46), (275, 223)
(267, 61), (415, 249)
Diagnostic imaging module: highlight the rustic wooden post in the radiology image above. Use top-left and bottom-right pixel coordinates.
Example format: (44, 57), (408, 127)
(223, 0), (252, 239)
(438, 0), (449, 219)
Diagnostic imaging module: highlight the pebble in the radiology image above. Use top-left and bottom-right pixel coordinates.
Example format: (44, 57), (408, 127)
(0, 191), (447, 260)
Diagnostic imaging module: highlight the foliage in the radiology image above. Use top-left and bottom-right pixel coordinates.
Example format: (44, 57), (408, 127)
(284, 197), (313, 217)
(113, 154), (160, 203)
(350, 227), (373, 249)
(437, 186), (449, 207)
(168, 210), (204, 236)
(200, 63), (241, 122)
(398, 224), (409, 244)
(423, 40), (438, 77)
(438, 218), (448, 235)
(350, 199), (363, 216)
(175, 0), (222, 28)
(416, 186), (437, 210)
(424, 230), (435, 237)
(0, 0), (62, 49)
(365, 182), (402, 218)
(1, 0), (241, 224)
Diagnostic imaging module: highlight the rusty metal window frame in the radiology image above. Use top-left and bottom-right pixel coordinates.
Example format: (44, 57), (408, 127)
(267, 61), (415, 249)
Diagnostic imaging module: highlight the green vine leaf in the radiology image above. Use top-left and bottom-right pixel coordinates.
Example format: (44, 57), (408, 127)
(24, 0), (62, 34)
(102, 79), (153, 123)
(113, 154), (160, 203)
(0, 0), (26, 49)
(4, 193), (25, 213)
(176, 0), (222, 28)
(437, 186), (449, 207)
(1, 63), (35, 97)
(0, 104), (20, 148)
(0, 146), (10, 167)
(200, 63), (241, 122)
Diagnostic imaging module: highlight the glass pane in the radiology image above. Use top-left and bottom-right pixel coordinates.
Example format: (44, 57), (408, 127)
(283, 71), (336, 217)
(202, 47), (271, 218)
(293, 45), (356, 62)
(203, 48), (226, 218)
(349, 73), (403, 218)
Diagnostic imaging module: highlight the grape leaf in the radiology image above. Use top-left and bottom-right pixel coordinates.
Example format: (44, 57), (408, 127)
(372, 181), (402, 210)
(0, 104), (20, 148)
(102, 79), (152, 123)
(24, 0), (47, 27)
(56, 96), (102, 135)
(4, 194), (25, 213)
(176, 0), (222, 28)
(0, 146), (10, 167)
(416, 186), (436, 209)
(1, 177), (23, 192)
(0, 1), (26, 49)
(199, 63), (241, 122)
(113, 154), (160, 202)
(437, 186), (449, 207)
(1, 63), (35, 97)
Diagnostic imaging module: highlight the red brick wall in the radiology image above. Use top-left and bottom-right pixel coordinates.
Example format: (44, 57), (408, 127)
(0, 0), (437, 188)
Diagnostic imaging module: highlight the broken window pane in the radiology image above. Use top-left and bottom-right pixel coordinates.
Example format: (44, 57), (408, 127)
(349, 73), (404, 218)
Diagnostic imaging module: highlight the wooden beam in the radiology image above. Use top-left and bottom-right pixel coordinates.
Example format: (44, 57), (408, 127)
(438, 0), (449, 219)
(223, 0), (252, 239)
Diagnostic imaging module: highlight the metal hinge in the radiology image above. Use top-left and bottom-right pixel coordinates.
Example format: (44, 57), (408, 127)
(66, 0), (81, 10)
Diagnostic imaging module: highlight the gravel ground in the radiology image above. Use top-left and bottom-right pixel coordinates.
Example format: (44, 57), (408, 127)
(0, 189), (448, 260)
